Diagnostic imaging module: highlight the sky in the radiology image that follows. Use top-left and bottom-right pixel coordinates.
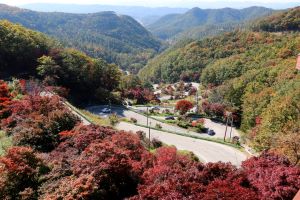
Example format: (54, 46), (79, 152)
(0, 0), (300, 8)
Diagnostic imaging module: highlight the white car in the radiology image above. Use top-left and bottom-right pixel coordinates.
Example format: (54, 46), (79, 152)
(101, 108), (111, 113)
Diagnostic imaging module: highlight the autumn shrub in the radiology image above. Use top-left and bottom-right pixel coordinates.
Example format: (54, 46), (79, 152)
(175, 100), (193, 115)
(151, 138), (163, 148)
(155, 123), (162, 129)
(1, 123), (299, 200)
(130, 117), (137, 124)
(177, 120), (190, 129)
(123, 87), (159, 105)
(188, 86), (197, 96)
(0, 80), (12, 120)
(1, 95), (79, 152)
(192, 119), (206, 133)
(40, 126), (146, 200)
(109, 113), (120, 126)
(0, 147), (49, 200)
(242, 152), (300, 200)
(130, 147), (251, 200)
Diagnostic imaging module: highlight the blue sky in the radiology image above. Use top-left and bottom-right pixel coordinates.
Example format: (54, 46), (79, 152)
(1, 0), (300, 8)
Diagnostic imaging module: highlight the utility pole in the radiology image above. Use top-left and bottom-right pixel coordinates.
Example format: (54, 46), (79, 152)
(147, 106), (149, 127)
(229, 114), (233, 140)
(149, 122), (151, 150)
(224, 111), (231, 142)
(195, 91), (199, 114)
(224, 116), (229, 142)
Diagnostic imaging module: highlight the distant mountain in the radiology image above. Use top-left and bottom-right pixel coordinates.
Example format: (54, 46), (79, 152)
(167, 1), (300, 9)
(0, 4), (162, 72)
(21, 3), (189, 26)
(147, 6), (274, 40)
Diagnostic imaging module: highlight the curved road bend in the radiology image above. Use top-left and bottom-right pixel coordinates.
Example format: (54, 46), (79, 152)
(117, 122), (247, 166)
(87, 106), (239, 139)
(86, 106), (248, 166)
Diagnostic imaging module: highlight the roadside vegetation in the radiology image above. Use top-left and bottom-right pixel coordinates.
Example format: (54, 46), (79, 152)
(0, 79), (299, 199)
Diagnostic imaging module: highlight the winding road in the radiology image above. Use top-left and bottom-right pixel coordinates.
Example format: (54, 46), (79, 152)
(86, 105), (248, 166)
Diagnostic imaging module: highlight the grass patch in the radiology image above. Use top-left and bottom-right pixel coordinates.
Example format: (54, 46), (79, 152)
(178, 149), (202, 162)
(0, 131), (12, 156)
(79, 109), (111, 126)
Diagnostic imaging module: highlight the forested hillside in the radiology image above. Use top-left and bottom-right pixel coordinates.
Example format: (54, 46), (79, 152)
(140, 7), (300, 161)
(147, 6), (274, 40)
(0, 20), (121, 103)
(0, 4), (161, 73)
(253, 6), (300, 32)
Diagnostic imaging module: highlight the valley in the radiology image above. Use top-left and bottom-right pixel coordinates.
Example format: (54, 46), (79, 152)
(0, 2), (299, 199)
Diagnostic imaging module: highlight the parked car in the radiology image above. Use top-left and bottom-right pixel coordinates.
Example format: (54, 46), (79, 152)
(165, 116), (175, 120)
(152, 106), (160, 111)
(208, 129), (216, 136)
(101, 108), (111, 113)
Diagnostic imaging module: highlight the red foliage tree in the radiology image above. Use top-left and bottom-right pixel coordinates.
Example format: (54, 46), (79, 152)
(175, 100), (193, 115)
(1, 95), (79, 152)
(130, 147), (206, 200)
(40, 125), (148, 200)
(203, 179), (258, 200)
(242, 152), (300, 200)
(124, 87), (159, 104)
(0, 80), (12, 119)
(202, 101), (226, 118)
(188, 86), (197, 96)
(130, 147), (258, 200)
(0, 147), (49, 199)
(210, 103), (226, 118)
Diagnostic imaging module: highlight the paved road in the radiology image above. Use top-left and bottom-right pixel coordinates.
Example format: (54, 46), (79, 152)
(87, 105), (238, 139)
(86, 105), (247, 166)
(116, 122), (247, 166)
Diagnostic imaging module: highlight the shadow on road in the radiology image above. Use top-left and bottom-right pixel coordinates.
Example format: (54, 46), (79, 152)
(86, 105), (127, 118)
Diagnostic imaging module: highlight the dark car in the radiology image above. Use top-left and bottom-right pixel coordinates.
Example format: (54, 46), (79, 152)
(208, 129), (216, 136)
(165, 116), (175, 120)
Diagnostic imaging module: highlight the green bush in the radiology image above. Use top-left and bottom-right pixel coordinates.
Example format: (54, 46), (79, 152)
(177, 121), (190, 129)
(196, 124), (206, 133)
(155, 123), (162, 129)
(130, 117), (137, 124)
(109, 113), (120, 126)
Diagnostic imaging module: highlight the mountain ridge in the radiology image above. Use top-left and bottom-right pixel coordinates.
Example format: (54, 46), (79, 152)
(0, 4), (162, 72)
(147, 6), (274, 40)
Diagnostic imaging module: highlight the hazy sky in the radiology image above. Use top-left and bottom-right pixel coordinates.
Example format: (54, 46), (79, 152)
(1, 0), (300, 7)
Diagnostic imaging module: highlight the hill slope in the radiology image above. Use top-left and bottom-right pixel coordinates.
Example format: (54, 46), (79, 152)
(147, 6), (274, 40)
(0, 4), (161, 72)
(253, 6), (300, 32)
(0, 20), (121, 103)
(140, 8), (300, 156)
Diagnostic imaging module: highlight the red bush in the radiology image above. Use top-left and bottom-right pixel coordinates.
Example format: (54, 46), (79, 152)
(40, 125), (147, 200)
(202, 101), (226, 118)
(175, 100), (193, 115)
(0, 147), (48, 199)
(1, 95), (79, 152)
(203, 179), (258, 200)
(124, 87), (159, 104)
(0, 80), (12, 119)
(242, 152), (300, 200)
